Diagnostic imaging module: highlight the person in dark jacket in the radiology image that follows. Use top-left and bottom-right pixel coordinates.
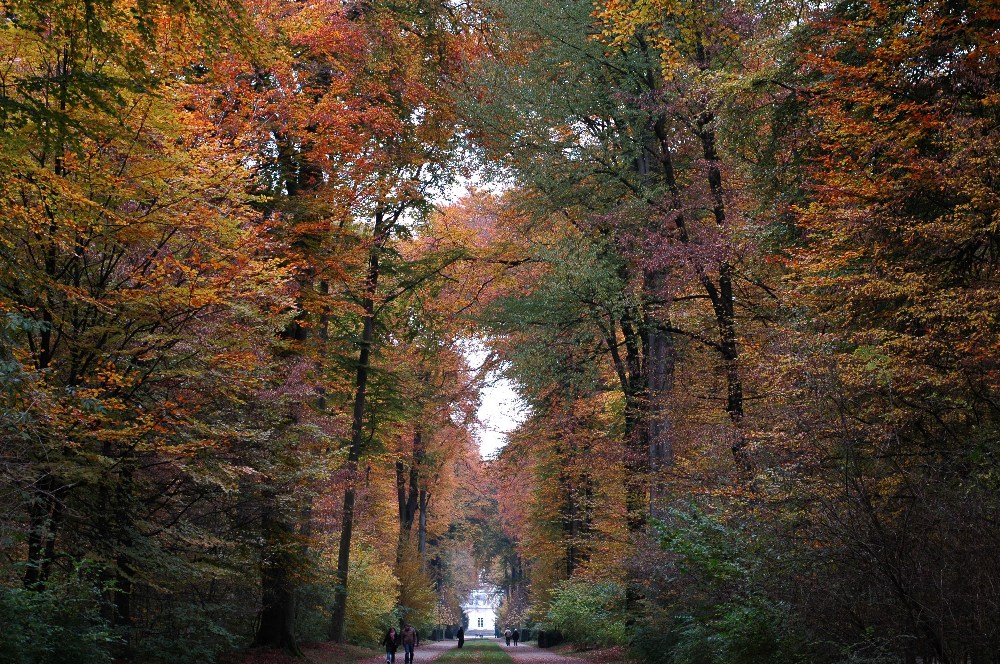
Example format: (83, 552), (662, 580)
(384, 627), (400, 664)
(401, 623), (419, 664)
(512, 628), (519, 646)
(457, 626), (465, 648)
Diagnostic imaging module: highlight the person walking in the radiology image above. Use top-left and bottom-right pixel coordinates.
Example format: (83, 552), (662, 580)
(512, 628), (519, 646)
(504, 627), (512, 646)
(457, 626), (465, 649)
(383, 627), (400, 664)
(401, 623), (419, 664)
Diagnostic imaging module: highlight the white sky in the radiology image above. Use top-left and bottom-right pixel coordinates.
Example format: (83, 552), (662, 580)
(463, 339), (528, 459)
(435, 174), (525, 459)
(477, 375), (526, 458)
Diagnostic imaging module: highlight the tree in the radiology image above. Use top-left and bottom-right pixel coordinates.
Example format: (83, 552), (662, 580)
(765, 0), (1000, 658)
(465, 0), (778, 541)
(321, 0), (481, 641)
(0, 0), (292, 656)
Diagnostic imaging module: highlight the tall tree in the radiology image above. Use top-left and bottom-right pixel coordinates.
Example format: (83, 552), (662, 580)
(0, 0), (292, 654)
(767, 0), (1000, 658)
(324, 0), (479, 640)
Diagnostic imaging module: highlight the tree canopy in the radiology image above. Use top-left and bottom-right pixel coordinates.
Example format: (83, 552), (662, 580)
(1, 0), (997, 662)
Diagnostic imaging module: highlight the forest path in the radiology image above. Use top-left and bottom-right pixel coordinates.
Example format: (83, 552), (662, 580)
(365, 638), (458, 664)
(361, 636), (589, 664)
(492, 639), (587, 664)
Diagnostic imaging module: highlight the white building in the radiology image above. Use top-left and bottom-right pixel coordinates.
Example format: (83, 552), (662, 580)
(461, 585), (499, 637)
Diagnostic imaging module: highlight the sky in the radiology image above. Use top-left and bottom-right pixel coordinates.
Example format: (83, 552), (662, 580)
(476, 373), (526, 458)
(463, 339), (528, 459)
(435, 175), (526, 459)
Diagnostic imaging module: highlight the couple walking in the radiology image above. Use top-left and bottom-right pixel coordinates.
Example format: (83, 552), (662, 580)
(503, 627), (520, 646)
(383, 624), (419, 664)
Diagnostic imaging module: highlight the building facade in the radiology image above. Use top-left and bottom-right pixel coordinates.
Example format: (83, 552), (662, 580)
(461, 585), (499, 637)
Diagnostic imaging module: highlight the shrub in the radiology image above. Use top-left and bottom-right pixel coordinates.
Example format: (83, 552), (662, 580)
(630, 615), (679, 662)
(394, 552), (438, 635)
(346, 545), (400, 644)
(544, 579), (629, 648)
(131, 599), (240, 664)
(670, 602), (797, 664)
(296, 541), (400, 644)
(632, 505), (809, 664)
(0, 577), (116, 664)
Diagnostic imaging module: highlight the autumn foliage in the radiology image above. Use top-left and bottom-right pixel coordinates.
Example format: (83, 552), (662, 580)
(1, 0), (485, 660)
(449, 0), (1000, 662)
(1, 0), (998, 662)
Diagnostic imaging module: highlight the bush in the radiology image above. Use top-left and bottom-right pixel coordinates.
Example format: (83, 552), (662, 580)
(394, 552), (438, 635)
(671, 602), (797, 664)
(131, 599), (240, 664)
(631, 617), (679, 662)
(296, 541), (400, 644)
(346, 545), (400, 644)
(544, 579), (629, 648)
(631, 505), (809, 664)
(0, 577), (116, 664)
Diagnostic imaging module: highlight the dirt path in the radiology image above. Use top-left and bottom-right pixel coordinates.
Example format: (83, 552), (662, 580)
(360, 636), (589, 664)
(492, 638), (587, 664)
(366, 638), (458, 664)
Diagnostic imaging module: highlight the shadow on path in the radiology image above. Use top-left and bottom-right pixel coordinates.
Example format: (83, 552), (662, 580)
(368, 638), (458, 664)
(492, 638), (586, 664)
(366, 636), (588, 664)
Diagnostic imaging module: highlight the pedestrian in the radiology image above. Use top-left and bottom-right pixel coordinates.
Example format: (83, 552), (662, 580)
(512, 628), (519, 646)
(401, 623), (419, 664)
(457, 626), (465, 649)
(504, 627), (512, 646)
(384, 627), (400, 664)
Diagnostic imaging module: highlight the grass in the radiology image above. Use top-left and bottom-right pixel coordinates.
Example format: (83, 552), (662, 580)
(434, 640), (514, 664)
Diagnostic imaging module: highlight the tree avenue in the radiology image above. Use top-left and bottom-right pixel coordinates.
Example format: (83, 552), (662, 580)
(0, 0), (997, 663)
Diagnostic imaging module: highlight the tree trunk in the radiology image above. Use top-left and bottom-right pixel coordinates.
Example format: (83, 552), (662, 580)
(23, 473), (62, 587)
(644, 271), (675, 514)
(252, 273), (312, 651)
(690, 38), (746, 465)
(111, 459), (136, 638)
(396, 428), (422, 563)
(696, 111), (747, 467)
(24, 62), (68, 587)
(417, 488), (429, 564)
(652, 104), (747, 470)
(617, 310), (650, 533)
(634, 131), (679, 522)
(254, 490), (300, 654)
(330, 210), (386, 643)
